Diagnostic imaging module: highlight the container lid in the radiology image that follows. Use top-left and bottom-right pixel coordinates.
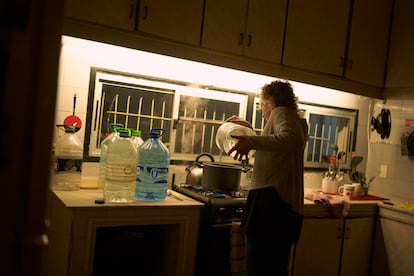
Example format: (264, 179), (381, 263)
(109, 123), (124, 133)
(131, 129), (141, 137)
(119, 129), (131, 138)
(149, 128), (165, 138)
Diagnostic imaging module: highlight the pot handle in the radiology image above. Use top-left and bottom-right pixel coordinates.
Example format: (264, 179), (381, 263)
(195, 153), (215, 163)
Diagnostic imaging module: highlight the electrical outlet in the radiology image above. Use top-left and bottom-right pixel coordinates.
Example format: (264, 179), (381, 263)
(379, 165), (388, 178)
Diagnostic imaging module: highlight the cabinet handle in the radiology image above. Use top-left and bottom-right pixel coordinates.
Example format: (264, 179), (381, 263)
(129, 4), (134, 19)
(143, 5), (148, 20)
(247, 34), (252, 47)
(345, 227), (351, 239)
(347, 59), (353, 71)
(238, 33), (244, 46)
(339, 56), (344, 68)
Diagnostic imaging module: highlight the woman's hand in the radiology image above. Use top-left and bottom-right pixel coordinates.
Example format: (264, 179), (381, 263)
(228, 135), (251, 161)
(226, 115), (253, 129)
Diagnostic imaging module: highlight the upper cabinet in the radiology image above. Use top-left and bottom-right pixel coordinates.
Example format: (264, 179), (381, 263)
(346, 0), (393, 87)
(65, 0), (137, 30)
(283, 0), (393, 87)
(201, 0), (287, 63)
(283, 0), (350, 76)
(386, 0), (414, 88)
(137, 0), (204, 46)
(64, 0), (204, 46)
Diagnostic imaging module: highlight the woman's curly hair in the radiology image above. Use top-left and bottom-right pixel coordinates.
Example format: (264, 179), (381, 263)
(261, 80), (298, 111)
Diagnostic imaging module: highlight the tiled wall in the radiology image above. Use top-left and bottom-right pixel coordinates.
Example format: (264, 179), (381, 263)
(365, 95), (414, 202)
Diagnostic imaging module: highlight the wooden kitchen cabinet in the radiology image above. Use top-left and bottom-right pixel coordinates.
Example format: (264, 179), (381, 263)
(64, 0), (137, 30)
(293, 218), (343, 275)
(202, 0), (287, 63)
(341, 217), (376, 276)
(292, 217), (375, 276)
(385, 0), (414, 88)
(284, 0), (392, 87)
(45, 189), (203, 276)
(346, 0), (393, 87)
(137, 0), (204, 46)
(283, 0), (350, 76)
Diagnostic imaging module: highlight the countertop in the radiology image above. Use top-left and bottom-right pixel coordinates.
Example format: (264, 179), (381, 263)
(51, 187), (385, 218)
(51, 188), (204, 208)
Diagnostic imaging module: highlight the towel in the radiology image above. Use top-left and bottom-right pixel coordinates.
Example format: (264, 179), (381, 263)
(305, 190), (350, 218)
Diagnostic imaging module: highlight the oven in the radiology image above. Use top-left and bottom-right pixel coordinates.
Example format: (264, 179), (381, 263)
(172, 183), (247, 276)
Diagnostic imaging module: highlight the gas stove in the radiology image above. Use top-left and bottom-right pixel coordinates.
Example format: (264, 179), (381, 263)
(172, 183), (247, 224)
(173, 183), (247, 276)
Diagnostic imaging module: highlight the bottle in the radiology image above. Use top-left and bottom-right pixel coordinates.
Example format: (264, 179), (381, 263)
(135, 128), (170, 201)
(104, 129), (137, 203)
(52, 126), (83, 191)
(130, 128), (144, 150)
(97, 123), (123, 190)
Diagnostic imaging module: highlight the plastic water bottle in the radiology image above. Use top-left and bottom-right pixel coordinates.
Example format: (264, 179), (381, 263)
(104, 129), (137, 203)
(51, 126), (83, 191)
(130, 129), (144, 150)
(135, 128), (170, 201)
(97, 123), (123, 190)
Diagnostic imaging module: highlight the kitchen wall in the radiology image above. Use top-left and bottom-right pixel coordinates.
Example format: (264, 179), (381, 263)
(365, 95), (414, 202)
(54, 35), (414, 202)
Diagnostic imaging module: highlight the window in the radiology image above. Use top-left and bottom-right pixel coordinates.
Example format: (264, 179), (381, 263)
(85, 68), (357, 168)
(252, 97), (357, 169)
(84, 69), (249, 162)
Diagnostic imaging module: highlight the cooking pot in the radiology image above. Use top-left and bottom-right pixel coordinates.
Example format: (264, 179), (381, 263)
(185, 153), (215, 186)
(202, 162), (251, 193)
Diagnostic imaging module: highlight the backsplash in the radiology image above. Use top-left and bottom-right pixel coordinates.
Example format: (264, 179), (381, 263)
(55, 36), (413, 203)
(365, 96), (414, 202)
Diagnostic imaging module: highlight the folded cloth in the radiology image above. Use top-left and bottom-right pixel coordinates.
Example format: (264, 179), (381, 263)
(305, 191), (350, 218)
(396, 202), (414, 211)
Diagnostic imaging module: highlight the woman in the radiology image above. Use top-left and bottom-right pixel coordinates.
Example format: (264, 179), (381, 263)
(229, 80), (308, 276)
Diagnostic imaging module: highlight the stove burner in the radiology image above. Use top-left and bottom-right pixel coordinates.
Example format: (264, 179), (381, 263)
(175, 183), (248, 199)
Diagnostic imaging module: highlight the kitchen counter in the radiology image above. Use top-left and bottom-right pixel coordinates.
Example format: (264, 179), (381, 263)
(303, 188), (382, 218)
(52, 188), (204, 208)
(45, 189), (204, 276)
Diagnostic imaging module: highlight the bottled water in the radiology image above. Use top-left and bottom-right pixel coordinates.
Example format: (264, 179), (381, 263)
(135, 128), (170, 201)
(130, 129), (144, 150)
(51, 126), (83, 191)
(97, 123), (123, 190)
(104, 129), (137, 203)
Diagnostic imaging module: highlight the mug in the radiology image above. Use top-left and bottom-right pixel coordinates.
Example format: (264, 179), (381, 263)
(338, 184), (355, 196)
(351, 183), (362, 197)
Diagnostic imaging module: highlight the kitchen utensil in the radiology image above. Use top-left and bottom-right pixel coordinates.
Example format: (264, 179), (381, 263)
(407, 131), (414, 156)
(63, 93), (82, 131)
(215, 122), (256, 158)
(371, 108), (391, 139)
(201, 162), (251, 193)
(185, 153), (215, 186)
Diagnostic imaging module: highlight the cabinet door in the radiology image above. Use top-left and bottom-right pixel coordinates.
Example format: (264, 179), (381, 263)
(292, 218), (343, 276)
(283, 0), (350, 76)
(385, 0), (414, 87)
(346, 0), (393, 87)
(202, 0), (249, 55)
(341, 217), (375, 276)
(65, 0), (137, 30)
(244, 0), (287, 63)
(138, 0), (204, 46)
